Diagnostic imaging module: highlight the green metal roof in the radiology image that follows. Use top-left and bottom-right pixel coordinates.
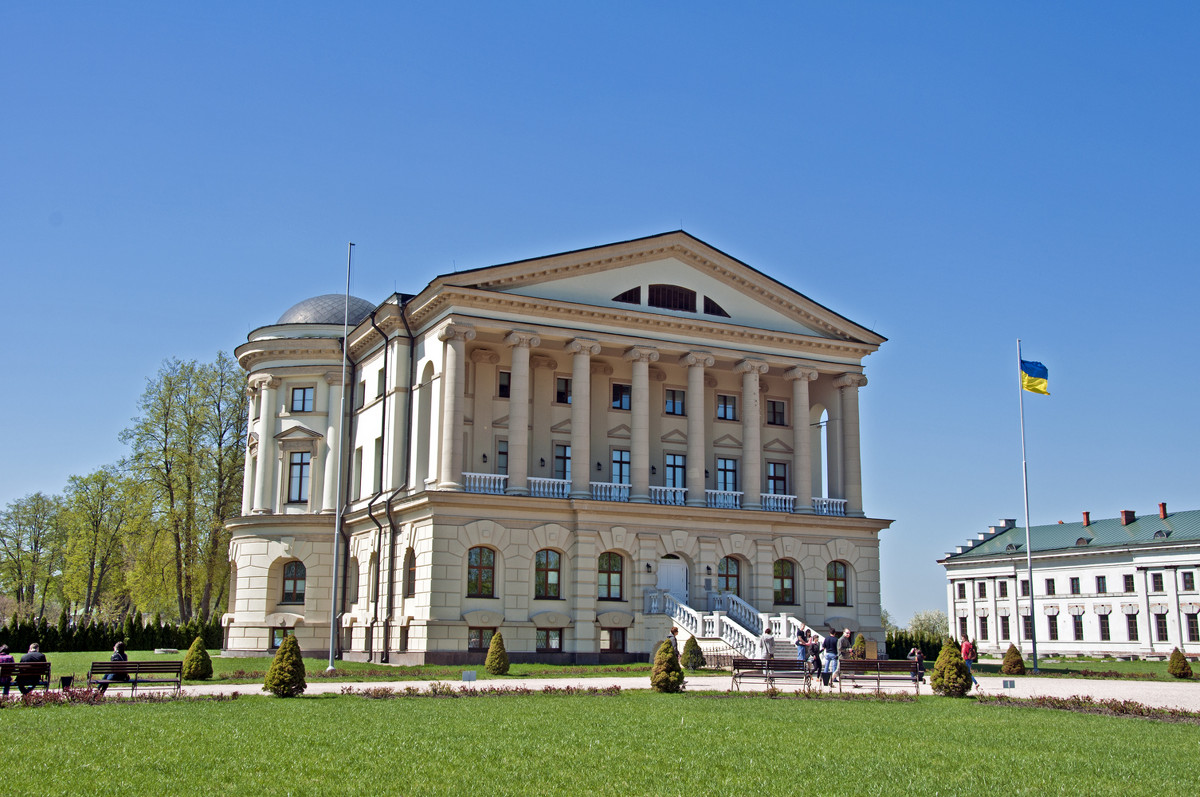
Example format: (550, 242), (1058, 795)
(943, 509), (1200, 562)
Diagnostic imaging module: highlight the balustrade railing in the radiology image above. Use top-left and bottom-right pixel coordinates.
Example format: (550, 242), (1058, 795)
(647, 588), (815, 660)
(590, 482), (630, 502)
(812, 497), (847, 516)
(528, 477), (570, 499)
(760, 493), (795, 513)
(462, 472), (508, 495)
(705, 490), (743, 509)
(649, 486), (687, 506)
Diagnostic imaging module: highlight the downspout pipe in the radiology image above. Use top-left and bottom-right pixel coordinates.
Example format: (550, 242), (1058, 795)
(364, 308), (390, 662)
(382, 294), (417, 660)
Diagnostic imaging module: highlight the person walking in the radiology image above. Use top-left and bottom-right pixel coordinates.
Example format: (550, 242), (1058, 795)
(97, 641), (129, 694)
(961, 637), (979, 686)
(16, 643), (47, 695)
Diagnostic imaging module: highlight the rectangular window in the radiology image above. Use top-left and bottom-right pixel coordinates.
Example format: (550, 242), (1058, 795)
(1099, 614), (1110, 641)
(958, 616), (968, 639)
(272, 628), (293, 650)
(716, 458), (738, 492)
(498, 371), (511, 398)
(288, 452), (311, 503)
(1124, 574), (1135, 592)
(1187, 613), (1199, 643)
(716, 394), (737, 421)
(611, 383), (631, 410)
(290, 387), (314, 412)
(554, 444), (571, 481)
(978, 582), (987, 599)
(555, 377), (572, 405)
(496, 440), (508, 475)
(1022, 615), (1033, 641)
(536, 629), (562, 652)
(1069, 577), (1080, 595)
(766, 399), (786, 426)
(610, 449), (630, 485)
(1047, 615), (1058, 641)
(355, 380), (366, 409)
(601, 628), (626, 653)
(468, 627), (495, 651)
(372, 437), (383, 494)
(1000, 615), (1010, 641)
(998, 581), (1009, 598)
(957, 583), (966, 600)
(1184, 572), (1196, 592)
(978, 616), (988, 641)
(1151, 573), (1164, 592)
(766, 462), (788, 495)
(664, 453), (685, 488)
(353, 447), (364, 499)
(1155, 613), (1168, 642)
(1127, 614), (1139, 641)
(1021, 580), (1030, 597)
(376, 369), (385, 398)
(1073, 615), (1084, 641)
(1096, 576), (1107, 594)
(1044, 578), (1056, 596)
(664, 389), (685, 416)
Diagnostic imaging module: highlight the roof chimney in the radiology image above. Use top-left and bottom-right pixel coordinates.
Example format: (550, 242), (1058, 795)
(1159, 502), (1167, 519)
(1120, 510), (1136, 526)
(1082, 511), (1090, 527)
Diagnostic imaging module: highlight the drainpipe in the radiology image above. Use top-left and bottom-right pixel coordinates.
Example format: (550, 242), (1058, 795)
(364, 308), (391, 662)
(380, 294), (416, 662)
(334, 343), (359, 661)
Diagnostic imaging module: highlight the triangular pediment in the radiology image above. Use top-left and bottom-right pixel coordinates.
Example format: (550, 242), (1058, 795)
(608, 424), (631, 440)
(713, 433), (742, 449)
(275, 426), (323, 441)
(550, 419), (572, 434)
(763, 438), (793, 454)
(660, 429), (687, 445)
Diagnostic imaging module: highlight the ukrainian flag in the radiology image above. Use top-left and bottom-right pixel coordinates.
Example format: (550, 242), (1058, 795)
(1020, 359), (1049, 395)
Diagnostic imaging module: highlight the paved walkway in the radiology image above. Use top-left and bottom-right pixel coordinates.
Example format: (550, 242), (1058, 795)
(178, 672), (1200, 711)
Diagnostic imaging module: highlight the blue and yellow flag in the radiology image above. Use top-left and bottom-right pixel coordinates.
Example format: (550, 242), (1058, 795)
(1020, 359), (1049, 395)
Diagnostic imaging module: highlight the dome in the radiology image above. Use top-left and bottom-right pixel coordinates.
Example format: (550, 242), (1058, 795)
(277, 294), (376, 325)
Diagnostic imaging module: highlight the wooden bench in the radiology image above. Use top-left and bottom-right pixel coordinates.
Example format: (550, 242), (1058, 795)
(730, 657), (815, 690)
(837, 658), (920, 694)
(87, 661), (183, 693)
(0, 661), (52, 693)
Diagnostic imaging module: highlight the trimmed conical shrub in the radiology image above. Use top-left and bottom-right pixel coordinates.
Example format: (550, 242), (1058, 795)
(263, 634), (307, 697)
(680, 635), (706, 671)
(1000, 644), (1026, 675)
(852, 633), (867, 659)
(650, 638), (685, 693)
(1167, 647), (1193, 679)
(182, 635), (213, 680)
(930, 638), (972, 696)
(485, 631), (509, 675)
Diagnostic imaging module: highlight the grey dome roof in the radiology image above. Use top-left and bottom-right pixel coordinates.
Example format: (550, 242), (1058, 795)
(277, 294), (375, 325)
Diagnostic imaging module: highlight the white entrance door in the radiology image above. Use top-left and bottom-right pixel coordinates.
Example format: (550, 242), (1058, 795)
(656, 561), (689, 605)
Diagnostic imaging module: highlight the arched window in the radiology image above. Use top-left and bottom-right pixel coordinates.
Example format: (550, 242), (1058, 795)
(281, 561), (306, 604)
(773, 560), (795, 605)
(827, 561), (848, 606)
(467, 547), (495, 597)
(404, 548), (416, 598)
(718, 556), (740, 596)
(535, 549), (561, 599)
(598, 552), (623, 601)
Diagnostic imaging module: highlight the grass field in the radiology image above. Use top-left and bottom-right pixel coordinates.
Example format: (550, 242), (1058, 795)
(973, 656), (1190, 680)
(2, 692), (1196, 795)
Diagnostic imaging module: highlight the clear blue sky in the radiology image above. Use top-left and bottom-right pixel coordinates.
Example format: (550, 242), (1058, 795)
(3, 2), (1198, 625)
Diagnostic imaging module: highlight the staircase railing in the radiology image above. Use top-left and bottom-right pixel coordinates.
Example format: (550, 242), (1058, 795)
(645, 589), (812, 659)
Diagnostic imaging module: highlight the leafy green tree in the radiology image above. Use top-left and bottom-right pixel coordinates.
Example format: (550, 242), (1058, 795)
(182, 635), (214, 680)
(650, 638), (685, 693)
(680, 635), (706, 670)
(62, 467), (148, 620)
(485, 631), (510, 675)
(880, 609), (899, 634)
(1167, 647), (1193, 679)
(908, 609), (949, 638)
(1000, 644), (1026, 675)
(263, 634), (307, 697)
(930, 638), (972, 696)
(0, 492), (67, 615)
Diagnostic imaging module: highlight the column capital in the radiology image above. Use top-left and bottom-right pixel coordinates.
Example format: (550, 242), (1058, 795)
(470, 348), (499, 365)
(531, 355), (558, 370)
(784, 366), (819, 382)
(834, 373), (868, 389)
(733, 358), (769, 376)
(438, 323), (476, 343)
(251, 374), (281, 390)
(566, 338), (602, 357)
(623, 346), (659, 364)
(504, 330), (541, 348)
(679, 351), (715, 368)
(323, 370), (351, 386)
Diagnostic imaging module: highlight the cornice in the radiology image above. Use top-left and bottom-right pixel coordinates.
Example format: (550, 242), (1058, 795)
(235, 338), (345, 372)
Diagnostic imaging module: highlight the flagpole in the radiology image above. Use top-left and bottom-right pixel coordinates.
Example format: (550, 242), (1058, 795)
(1017, 339), (1039, 673)
(327, 242), (354, 672)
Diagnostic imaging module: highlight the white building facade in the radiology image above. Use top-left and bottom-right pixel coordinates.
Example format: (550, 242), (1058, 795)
(223, 232), (891, 663)
(940, 505), (1200, 659)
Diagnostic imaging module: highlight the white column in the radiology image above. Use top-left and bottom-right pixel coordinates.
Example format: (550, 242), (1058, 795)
(504, 331), (539, 495)
(624, 346), (658, 503)
(241, 384), (258, 516)
(735, 359), (768, 510)
(567, 338), (601, 498)
(785, 367), (818, 513)
(252, 375), (279, 514)
(834, 373), (868, 517)
(322, 371), (345, 513)
(680, 351), (714, 507)
(438, 323), (475, 490)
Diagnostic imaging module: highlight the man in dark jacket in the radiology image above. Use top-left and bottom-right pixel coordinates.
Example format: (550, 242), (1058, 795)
(17, 643), (47, 695)
(820, 630), (839, 686)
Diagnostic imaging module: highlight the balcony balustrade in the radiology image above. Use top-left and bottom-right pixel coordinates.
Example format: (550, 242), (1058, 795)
(590, 482), (630, 502)
(705, 489), (743, 510)
(812, 497), (847, 516)
(760, 493), (795, 513)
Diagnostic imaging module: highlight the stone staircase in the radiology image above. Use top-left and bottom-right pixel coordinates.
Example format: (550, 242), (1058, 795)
(643, 588), (813, 659)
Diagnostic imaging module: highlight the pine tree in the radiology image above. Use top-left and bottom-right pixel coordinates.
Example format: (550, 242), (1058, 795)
(485, 631), (509, 675)
(1000, 644), (1026, 675)
(650, 638), (685, 693)
(930, 638), (972, 696)
(1167, 647), (1193, 679)
(852, 633), (867, 659)
(680, 635), (706, 670)
(182, 635), (213, 680)
(263, 634), (307, 697)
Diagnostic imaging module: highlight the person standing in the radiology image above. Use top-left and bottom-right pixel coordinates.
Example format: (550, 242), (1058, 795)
(0, 644), (13, 697)
(97, 641), (129, 694)
(760, 626), (774, 660)
(794, 625), (809, 669)
(821, 629), (839, 686)
(838, 628), (853, 661)
(16, 643), (47, 695)
(961, 637), (979, 686)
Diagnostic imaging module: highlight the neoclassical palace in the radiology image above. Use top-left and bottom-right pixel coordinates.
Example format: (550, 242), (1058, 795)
(941, 504), (1200, 659)
(223, 232), (891, 663)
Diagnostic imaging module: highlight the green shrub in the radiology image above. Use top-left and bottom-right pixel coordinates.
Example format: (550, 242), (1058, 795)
(263, 634), (307, 697)
(181, 635), (213, 680)
(1000, 644), (1026, 675)
(930, 638), (972, 697)
(650, 638), (685, 693)
(485, 631), (510, 675)
(680, 635), (706, 671)
(852, 633), (866, 659)
(1167, 647), (1193, 679)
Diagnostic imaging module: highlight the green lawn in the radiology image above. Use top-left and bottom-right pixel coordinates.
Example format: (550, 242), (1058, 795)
(974, 655), (1189, 680)
(1, 692), (1195, 795)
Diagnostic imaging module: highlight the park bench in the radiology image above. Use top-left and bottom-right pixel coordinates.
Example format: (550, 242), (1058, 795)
(0, 661), (52, 693)
(837, 658), (920, 694)
(87, 661), (183, 693)
(730, 657), (814, 690)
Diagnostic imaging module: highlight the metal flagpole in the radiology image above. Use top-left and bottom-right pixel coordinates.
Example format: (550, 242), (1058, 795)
(1017, 339), (1039, 673)
(327, 242), (354, 672)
